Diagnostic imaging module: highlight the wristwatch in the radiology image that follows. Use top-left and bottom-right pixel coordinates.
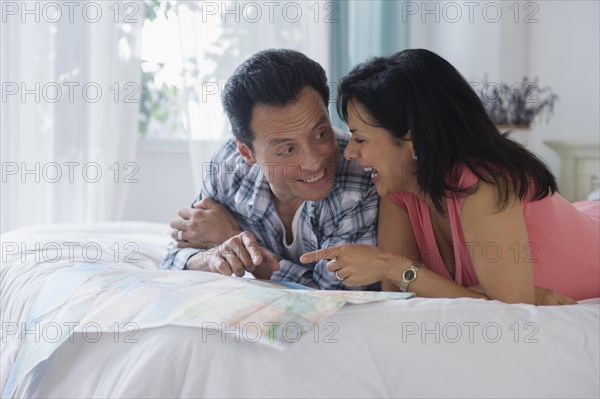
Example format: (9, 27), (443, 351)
(399, 262), (423, 292)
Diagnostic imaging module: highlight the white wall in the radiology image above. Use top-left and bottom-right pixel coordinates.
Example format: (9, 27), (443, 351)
(410, 0), (599, 182)
(409, 2), (504, 81)
(528, 1), (600, 179)
(121, 141), (196, 224)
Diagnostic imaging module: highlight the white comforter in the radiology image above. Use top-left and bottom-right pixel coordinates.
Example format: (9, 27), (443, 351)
(1, 222), (599, 398)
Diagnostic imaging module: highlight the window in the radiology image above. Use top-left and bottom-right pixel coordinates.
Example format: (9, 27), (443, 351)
(139, 1), (186, 139)
(138, 0), (331, 141)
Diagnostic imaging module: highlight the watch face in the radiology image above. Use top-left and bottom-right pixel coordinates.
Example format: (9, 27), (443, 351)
(404, 270), (415, 281)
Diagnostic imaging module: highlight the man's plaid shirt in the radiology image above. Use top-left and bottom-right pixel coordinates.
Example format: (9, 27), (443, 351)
(162, 130), (379, 290)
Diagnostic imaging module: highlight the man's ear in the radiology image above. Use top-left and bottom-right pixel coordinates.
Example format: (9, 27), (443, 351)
(236, 140), (257, 164)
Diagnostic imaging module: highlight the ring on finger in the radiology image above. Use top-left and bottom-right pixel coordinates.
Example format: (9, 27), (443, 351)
(177, 230), (184, 241)
(335, 270), (344, 281)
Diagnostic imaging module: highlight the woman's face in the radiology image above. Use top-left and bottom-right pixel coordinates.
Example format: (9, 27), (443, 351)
(343, 99), (418, 197)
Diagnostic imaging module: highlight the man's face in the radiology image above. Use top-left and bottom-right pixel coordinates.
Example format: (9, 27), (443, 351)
(238, 86), (338, 206)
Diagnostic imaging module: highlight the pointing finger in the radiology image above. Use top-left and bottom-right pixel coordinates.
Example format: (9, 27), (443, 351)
(240, 231), (263, 265)
(300, 246), (342, 264)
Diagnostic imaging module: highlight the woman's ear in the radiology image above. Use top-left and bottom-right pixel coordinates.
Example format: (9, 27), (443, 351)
(405, 130), (417, 160)
(236, 140), (257, 164)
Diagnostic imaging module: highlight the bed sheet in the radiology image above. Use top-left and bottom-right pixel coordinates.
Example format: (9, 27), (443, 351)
(1, 222), (599, 398)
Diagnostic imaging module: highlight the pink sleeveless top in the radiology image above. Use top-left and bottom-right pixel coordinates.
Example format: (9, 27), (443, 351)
(389, 167), (600, 300)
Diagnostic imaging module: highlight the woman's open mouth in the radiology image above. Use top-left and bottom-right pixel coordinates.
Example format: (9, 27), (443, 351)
(363, 166), (379, 182)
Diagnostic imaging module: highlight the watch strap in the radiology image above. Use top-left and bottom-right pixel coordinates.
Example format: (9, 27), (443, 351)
(399, 261), (422, 292)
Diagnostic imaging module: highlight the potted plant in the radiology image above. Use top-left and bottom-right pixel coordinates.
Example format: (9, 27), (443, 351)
(475, 76), (559, 130)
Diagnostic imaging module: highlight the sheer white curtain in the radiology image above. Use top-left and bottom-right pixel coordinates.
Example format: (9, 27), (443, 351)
(1, 1), (142, 233)
(175, 1), (331, 193)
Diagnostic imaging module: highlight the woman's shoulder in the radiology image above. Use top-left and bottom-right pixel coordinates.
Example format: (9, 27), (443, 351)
(447, 162), (517, 200)
(447, 162), (480, 190)
(446, 162), (518, 214)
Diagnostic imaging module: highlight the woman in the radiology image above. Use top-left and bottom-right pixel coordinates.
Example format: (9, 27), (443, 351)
(300, 49), (599, 304)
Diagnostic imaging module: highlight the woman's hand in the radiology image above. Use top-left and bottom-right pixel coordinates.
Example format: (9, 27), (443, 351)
(468, 284), (577, 305)
(300, 244), (400, 286)
(534, 287), (577, 306)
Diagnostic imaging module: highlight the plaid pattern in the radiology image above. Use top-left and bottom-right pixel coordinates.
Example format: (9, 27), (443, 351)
(162, 130), (379, 290)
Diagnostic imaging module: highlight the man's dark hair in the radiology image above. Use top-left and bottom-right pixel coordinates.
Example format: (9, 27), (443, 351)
(222, 49), (329, 149)
(337, 49), (557, 212)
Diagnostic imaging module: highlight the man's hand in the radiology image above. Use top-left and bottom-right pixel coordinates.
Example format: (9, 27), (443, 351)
(170, 198), (241, 248)
(186, 231), (280, 278)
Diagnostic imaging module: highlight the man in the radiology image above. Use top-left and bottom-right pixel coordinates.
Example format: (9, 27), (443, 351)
(162, 49), (378, 290)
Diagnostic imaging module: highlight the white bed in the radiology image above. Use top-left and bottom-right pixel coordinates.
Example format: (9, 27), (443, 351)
(1, 222), (599, 398)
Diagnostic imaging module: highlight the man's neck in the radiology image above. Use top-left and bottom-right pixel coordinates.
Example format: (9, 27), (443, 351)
(272, 195), (304, 245)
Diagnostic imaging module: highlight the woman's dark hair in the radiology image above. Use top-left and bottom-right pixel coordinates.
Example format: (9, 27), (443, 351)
(222, 49), (329, 149)
(337, 48), (557, 211)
